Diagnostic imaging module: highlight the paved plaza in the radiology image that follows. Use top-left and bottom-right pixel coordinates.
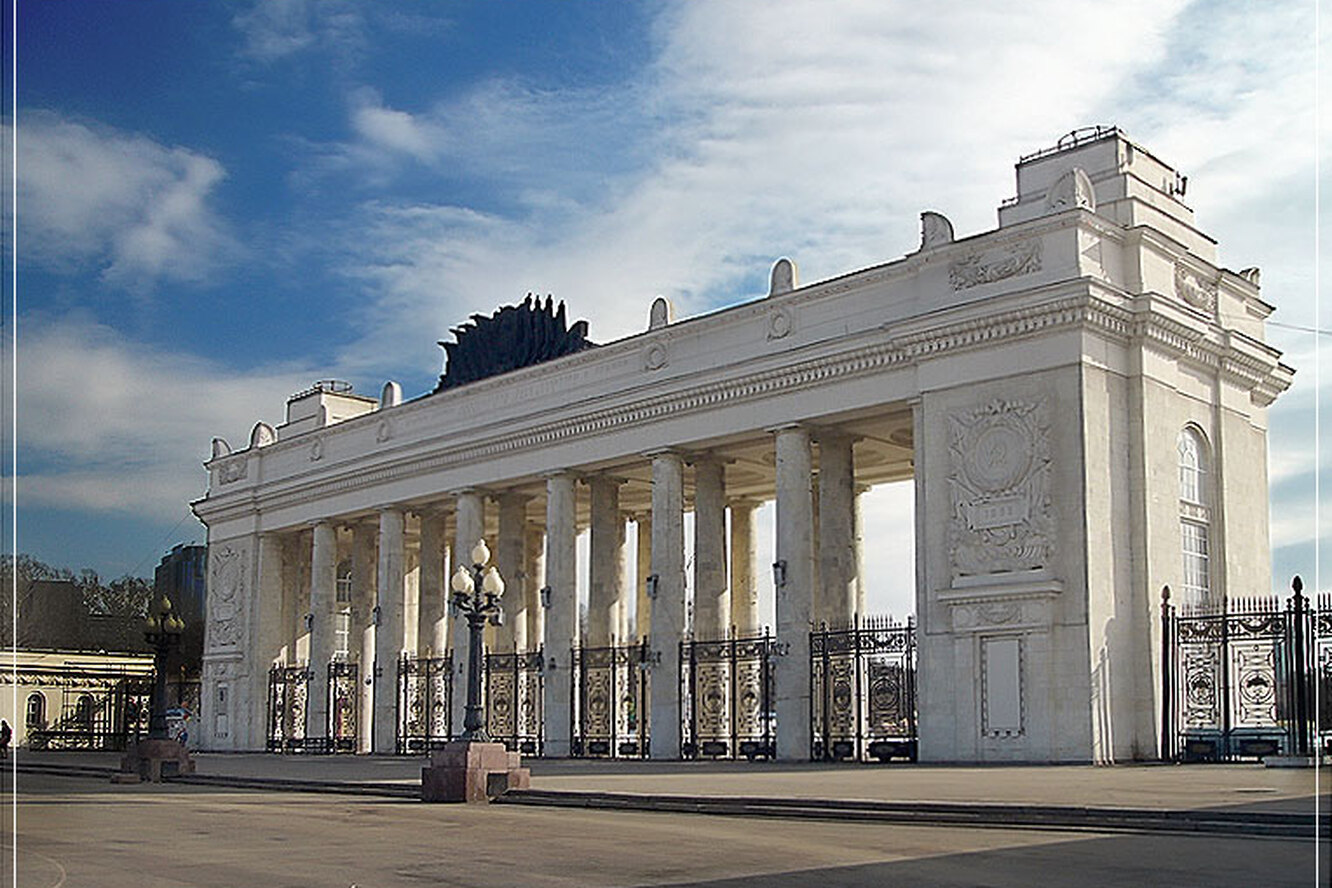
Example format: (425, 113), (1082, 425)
(2, 753), (1326, 886)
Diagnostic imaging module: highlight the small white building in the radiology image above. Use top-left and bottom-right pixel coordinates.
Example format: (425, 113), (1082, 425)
(193, 127), (1293, 763)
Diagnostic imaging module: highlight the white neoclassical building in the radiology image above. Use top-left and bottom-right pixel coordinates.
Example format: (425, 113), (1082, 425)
(193, 127), (1293, 763)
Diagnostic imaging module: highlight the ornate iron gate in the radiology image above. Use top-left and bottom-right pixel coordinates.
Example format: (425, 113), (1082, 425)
(810, 616), (917, 762)
(572, 641), (651, 757)
(485, 649), (545, 754)
(266, 665), (309, 751)
(396, 654), (453, 754)
(680, 631), (776, 760)
(1161, 579), (1317, 761)
(327, 661), (359, 753)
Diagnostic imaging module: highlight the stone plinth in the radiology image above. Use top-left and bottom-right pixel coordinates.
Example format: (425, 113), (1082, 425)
(421, 740), (530, 803)
(119, 738), (195, 783)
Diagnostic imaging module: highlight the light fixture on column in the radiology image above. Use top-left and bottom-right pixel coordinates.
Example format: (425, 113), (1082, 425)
(539, 586), (552, 609)
(645, 574), (660, 600)
(304, 612), (314, 632)
(772, 560), (787, 589)
(371, 605), (381, 626)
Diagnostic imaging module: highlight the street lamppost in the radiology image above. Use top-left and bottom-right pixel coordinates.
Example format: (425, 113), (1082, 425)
(450, 539), (504, 742)
(144, 597), (185, 741)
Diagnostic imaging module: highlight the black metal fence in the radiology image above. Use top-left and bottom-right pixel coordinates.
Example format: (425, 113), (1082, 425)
(810, 616), (917, 762)
(1161, 578), (1319, 761)
(396, 654), (453, 754)
(572, 641), (651, 758)
(27, 675), (153, 751)
(485, 648), (545, 755)
(679, 630), (777, 760)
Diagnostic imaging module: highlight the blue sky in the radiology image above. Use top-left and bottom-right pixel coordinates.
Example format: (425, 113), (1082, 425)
(4, 0), (1327, 614)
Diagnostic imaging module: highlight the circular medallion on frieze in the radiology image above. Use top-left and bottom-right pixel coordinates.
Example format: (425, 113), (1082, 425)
(965, 422), (1031, 492)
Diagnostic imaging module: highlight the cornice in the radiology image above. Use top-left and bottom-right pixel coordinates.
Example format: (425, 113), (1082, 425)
(194, 279), (1293, 527)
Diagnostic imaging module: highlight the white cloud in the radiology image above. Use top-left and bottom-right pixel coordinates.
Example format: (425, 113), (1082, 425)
(232, 0), (365, 64)
(11, 315), (313, 518)
(13, 113), (235, 291)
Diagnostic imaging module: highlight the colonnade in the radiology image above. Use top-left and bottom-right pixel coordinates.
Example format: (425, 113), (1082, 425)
(260, 426), (867, 759)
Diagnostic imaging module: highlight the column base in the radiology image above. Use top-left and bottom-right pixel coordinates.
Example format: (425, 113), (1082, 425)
(420, 740), (530, 802)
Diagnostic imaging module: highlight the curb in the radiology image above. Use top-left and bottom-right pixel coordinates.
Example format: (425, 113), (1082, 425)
(494, 789), (1319, 839)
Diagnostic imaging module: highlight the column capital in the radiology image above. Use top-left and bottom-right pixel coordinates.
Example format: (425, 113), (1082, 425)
(764, 422), (811, 436)
(307, 518), (335, 530)
(542, 469), (581, 483)
(584, 472), (628, 488)
(811, 426), (861, 446)
(449, 486), (490, 500)
(728, 497), (762, 511)
(642, 447), (686, 461)
(492, 489), (533, 504)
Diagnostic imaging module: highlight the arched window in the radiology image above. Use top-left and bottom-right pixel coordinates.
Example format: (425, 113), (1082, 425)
(75, 694), (95, 730)
(334, 562), (353, 660)
(25, 693), (45, 730)
(1178, 427), (1207, 506)
(1178, 427), (1212, 608)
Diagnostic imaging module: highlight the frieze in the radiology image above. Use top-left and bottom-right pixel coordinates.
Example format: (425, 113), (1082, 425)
(948, 398), (1055, 580)
(197, 295), (1287, 522)
(949, 240), (1042, 291)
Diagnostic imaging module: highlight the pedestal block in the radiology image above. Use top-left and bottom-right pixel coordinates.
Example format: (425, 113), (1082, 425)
(119, 738), (195, 783)
(420, 740), (530, 802)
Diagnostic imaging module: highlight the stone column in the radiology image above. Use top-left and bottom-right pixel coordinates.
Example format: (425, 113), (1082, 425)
(251, 532), (287, 749)
(496, 493), (529, 654)
(692, 457), (729, 641)
(634, 513), (652, 642)
(648, 451), (686, 759)
(372, 507), (406, 754)
(587, 476), (624, 647)
(307, 520), (337, 744)
(544, 472), (578, 756)
(854, 485), (868, 620)
(417, 508), (448, 657)
(351, 522), (377, 754)
(728, 499), (760, 636)
(452, 490), (486, 734)
(817, 432), (857, 628)
(616, 514), (633, 642)
(525, 526), (546, 652)
(774, 426), (815, 761)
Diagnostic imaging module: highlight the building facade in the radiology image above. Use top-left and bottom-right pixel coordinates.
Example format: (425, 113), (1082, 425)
(192, 128), (1293, 762)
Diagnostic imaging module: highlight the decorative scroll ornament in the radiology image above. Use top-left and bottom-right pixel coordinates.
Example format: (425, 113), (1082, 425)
(919, 211), (955, 250)
(947, 398), (1055, 579)
(434, 294), (595, 392)
(209, 544), (246, 648)
(949, 240), (1042, 291)
(1044, 167), (1095, 213)
(1173, 263), (1218, 313)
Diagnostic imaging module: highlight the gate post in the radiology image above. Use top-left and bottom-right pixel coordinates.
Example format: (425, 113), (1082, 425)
(1290, 576), (1310, 756)
(1159, 586), (1173, 762)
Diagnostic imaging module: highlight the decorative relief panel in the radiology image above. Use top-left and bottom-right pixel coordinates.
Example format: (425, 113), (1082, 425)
(949, 240), (1042, 291)
(217, 457), (247, 485)
(209, 543), (248, 649)
(947, 398), (1054, 580)
(1173, 262), (1218, 313)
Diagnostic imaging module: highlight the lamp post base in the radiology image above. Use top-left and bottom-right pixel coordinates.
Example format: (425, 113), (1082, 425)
(420, 740), (530, 802)
(119, 737), (195, 783)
